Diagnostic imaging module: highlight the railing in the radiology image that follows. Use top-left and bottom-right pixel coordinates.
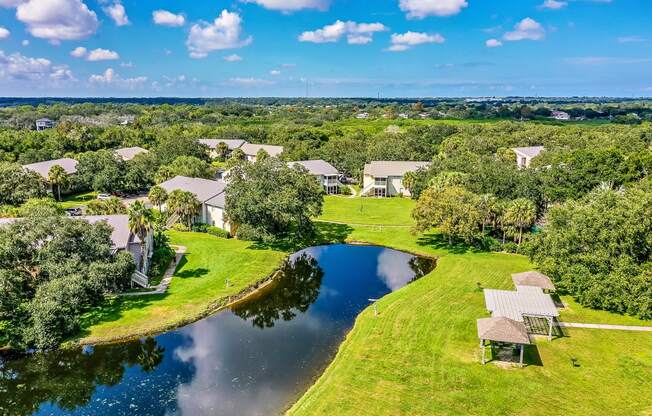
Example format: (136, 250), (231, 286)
(166, 213), (180, 228)
(360, 182), (375, 196)
(131, 270), (149, 288)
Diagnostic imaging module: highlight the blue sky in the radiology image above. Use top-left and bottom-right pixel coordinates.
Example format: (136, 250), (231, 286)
(0, 0), (650, 97)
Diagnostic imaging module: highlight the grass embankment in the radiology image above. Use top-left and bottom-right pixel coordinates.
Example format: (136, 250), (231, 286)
(76, 231), (286, 344)
(289, 211), (652, 415)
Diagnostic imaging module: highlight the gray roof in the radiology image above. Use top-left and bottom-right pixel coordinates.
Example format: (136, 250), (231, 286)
(114, 146), (148, 161)
(23, 158), (78, 179)
(288, 160), (339, 176)
(484, 286), (559, 321)
(477, 317), (530, 344)
(36, 118), (53, 122)
(363, 161), (430, 177)
(158, 175), (226, 203)
(241, 143), (284, 157)
(512, 271), (556, 291)
(199, 139), (247, 150)
(512, 146), (544, 159)
(0, 215), (137, 249)
(205, 192), (226, 208)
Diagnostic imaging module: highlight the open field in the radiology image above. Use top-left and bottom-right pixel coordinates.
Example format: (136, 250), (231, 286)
(289, 225), (652, 416)
(76, 231), (286, 344)
(319, 195), (416, 226)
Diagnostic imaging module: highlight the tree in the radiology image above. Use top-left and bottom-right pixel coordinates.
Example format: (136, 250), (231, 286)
(76, 150), (125, 193)
(48, 165), (69, 201)
(148, 186), (168, 211)
(225, 148), (246, 170)
(86, 197), (127, 215)
(529, 187), (652, 319)
(503, 198), (536, 245)
(127, 201), (153, 271)
(477, 194), (498, 234)
(18, 198), (64, 217)
(153, 135), (209, 165)
(0, 162), (47, 206)
(225, 157), (324, 241)
(412, 186), (482, 244)
(166, 190), (200, 228)
(214, 141), (230, 161)
(156, 156), (213, 183)
(0, 216), (135, 349)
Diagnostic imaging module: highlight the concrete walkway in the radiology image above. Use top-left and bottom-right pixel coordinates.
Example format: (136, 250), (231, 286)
(121, 245), (186, 297)
(558, 322), (652, 332)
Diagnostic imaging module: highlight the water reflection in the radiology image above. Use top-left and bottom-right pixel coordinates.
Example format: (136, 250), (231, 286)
(3, 244), (436, 416)
(0, 337), (164, 416)
(231, 253), (324, 328)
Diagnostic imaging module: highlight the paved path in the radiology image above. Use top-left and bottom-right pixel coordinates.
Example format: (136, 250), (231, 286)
(315, 219), (412, 228)
(558, 322), (652, 332)
(121, 245), (186, 297)
(347, 185), (357, 198)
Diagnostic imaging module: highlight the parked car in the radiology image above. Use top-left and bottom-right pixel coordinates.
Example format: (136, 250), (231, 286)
(65, 207), (82, 216)
(97, 193), (112, 201)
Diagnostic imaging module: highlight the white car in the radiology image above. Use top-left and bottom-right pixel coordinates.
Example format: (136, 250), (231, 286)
(97, 193), (112, 201)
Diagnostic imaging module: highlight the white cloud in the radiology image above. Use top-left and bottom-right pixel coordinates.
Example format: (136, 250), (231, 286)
(22, 39), (29, 46)
(70, 46), (86, 57)
(16, 0), (99, 42)
(50, 64), (75, 81)
(503, 17), (545, 41)
(120, 61), (133, 67)
(103, 2), (129, 26)
(89, 67), (147, 89)
(270, 69), (281, 75)
(186, 10), (252, 59)
(485, 38), (502, 47)
(241, 0), (329, 12)
(539, 0), (567, 10)
(298, 20), (387, 44)
(153, 10), (185, 27)
(617, 35), (647, 43)
(224, 54), (242, 62)
(87, 48), (119, 61)
(226, 77), (274, 86)
(0, 50), (52, 80)
(0, 0), (22, 7)
(399, 0), (468, 19)
(386, 31), (444, 51)
(0, 27), (10, 40)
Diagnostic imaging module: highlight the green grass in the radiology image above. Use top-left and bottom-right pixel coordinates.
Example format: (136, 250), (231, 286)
(319, 195), (416, 226)
(60, 191), (97, 208)
(289, 225), (652, 415)
(76, 231), (287, 344)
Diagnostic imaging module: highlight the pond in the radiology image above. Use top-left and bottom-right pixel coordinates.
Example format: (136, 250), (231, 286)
(0, 244), (436, 416)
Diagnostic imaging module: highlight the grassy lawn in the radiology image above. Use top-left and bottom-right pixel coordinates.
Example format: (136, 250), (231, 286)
(319, 195), (415, 226)
(75, 231), (287, 344)
(60, 191), (97, 209)
(289, 225), (652, 415)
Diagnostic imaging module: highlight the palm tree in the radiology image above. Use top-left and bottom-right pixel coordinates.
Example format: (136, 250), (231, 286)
(402, 171), (418, 196)
(215, 142), (230, 161)
(167, 190), (200, 228)
(48, 165), (69, 201)
(478, 194), (497, 234)
(128, 200), (153, 272)
(504, 198), (536, 245)
(148, 185), (168, 212)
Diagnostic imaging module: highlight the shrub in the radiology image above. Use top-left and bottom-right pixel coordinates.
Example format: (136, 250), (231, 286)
(191, 223), (208, 233)
(339, 185), (352, 196)
(502, 242), (519, 253)
(206, 226), (230, 238)
(171, 223), (189, 232)
(150, 245), (176, 281)
(235, 223), (270, 241)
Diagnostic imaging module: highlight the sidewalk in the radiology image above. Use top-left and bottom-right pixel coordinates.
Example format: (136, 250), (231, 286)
(121, 245), (186, 297)
(558, 322), (652, 332)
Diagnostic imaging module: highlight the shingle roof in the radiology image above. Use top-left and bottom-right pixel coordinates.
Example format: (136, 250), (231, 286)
(363, 161), (430, 177)
(512, 146), (544, 159)
(477, 317), (530, 344)
(114, 146), (148, 161)
(205, 192), (226, 208)
(0, 215), (136, 249)
(198, 139), (247, 150)
(241, 143), (284, 157)
(288, 160), (339, 176)
(512, 271), (556, 291)
(158, 175), (226, 203)
(23, 158), (78, 179)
